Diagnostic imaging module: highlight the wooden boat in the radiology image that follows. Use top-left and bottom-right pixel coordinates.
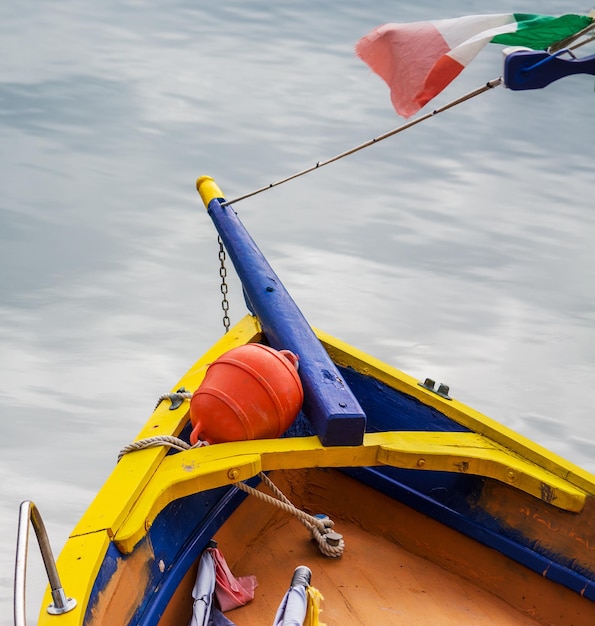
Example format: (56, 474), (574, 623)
(15, 173), (593, 626)
(15, 48), (595, 626)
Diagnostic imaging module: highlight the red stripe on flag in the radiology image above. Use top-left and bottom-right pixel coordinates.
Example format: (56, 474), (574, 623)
(414, 55), (466, 113)
(357, 21), (452, 117)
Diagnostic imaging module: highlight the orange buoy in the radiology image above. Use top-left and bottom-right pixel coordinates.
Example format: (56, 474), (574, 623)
(189, 344), (304, 445)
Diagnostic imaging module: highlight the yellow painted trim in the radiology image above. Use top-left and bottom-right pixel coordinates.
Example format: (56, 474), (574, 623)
(47, 311), (594, 602)
(37, 312), (594, 622)
(196, 175), (225, 209)
(38, 530), (110, 626)
(70, 311), (593, 543)
(71, 316), (262, 539)
(113, 431), (586, 553)
(315, 327), (595, 497)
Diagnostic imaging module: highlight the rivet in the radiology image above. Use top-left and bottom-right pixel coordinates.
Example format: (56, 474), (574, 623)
(417, 458), (426, 467)
(228, 468), (240, 480)
(506, 468), (517, 482)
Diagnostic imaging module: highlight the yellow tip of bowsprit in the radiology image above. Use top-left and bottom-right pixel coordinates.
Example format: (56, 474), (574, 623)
(196, 176), (225, 209)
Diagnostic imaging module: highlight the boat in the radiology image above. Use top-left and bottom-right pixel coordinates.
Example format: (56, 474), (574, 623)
(14, 45), (595, 626)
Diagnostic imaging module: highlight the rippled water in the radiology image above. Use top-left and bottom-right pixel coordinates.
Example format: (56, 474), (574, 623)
(1, 0), (594, 620)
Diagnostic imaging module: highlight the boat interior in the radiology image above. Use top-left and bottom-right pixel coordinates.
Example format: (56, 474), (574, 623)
(158, 468), (591, 626)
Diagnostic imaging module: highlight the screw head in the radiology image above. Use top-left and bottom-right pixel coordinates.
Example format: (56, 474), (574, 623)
(506, 468), (518, 482)
(228, 468), (240, 480)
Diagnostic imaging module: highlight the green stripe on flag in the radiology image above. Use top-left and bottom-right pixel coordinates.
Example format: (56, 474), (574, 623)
(491, 13), (593, 49)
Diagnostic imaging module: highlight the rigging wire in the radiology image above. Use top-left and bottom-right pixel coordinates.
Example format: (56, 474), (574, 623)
(549, 19), (595, 52)
(220, 77), (503, 207)
(220, 24), (595, 208)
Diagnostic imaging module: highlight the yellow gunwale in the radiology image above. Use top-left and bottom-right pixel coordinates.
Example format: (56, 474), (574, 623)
(113, 429), (586, 554)
(71, 315), (595, 549)
(316, 327), (595, 495)
(39, 314), (595, 625)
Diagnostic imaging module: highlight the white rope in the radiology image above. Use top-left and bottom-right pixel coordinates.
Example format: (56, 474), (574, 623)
(117, 440), (344, 556)
(117, 435), (208, 461)
(234, 472), (345, 558)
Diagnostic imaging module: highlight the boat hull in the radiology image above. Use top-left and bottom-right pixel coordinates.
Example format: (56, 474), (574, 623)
(37, 316), (594, 625)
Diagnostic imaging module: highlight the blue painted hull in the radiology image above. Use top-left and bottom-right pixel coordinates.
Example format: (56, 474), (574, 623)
(80, 361), (594, 624)
(33, 178), (594, 625)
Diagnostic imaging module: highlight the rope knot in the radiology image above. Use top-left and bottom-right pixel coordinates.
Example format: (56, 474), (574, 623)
(234, 475), (345, 558)
(309, 525), (345, 558)
(312, 513), (334, 531)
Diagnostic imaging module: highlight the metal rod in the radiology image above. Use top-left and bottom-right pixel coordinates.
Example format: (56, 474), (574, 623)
(221, 77), (502, 206)
(549, 19), (595, 52)
(14, 500), (76, 626)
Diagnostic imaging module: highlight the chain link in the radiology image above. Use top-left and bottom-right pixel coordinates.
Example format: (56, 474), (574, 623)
(218, 236), (231, 333)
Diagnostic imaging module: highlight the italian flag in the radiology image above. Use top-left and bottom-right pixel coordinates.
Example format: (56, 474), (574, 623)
(356, 13), (594, 118)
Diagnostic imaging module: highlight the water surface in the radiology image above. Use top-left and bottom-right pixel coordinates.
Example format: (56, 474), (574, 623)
(1, 1), (593, 620)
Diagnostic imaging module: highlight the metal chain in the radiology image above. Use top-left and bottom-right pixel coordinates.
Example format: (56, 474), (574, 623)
(218, 236), (231, 333)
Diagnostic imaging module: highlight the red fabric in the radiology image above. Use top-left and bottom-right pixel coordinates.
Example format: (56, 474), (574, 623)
(356, 21), (451, 118)
(208, 548), (258, 612)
